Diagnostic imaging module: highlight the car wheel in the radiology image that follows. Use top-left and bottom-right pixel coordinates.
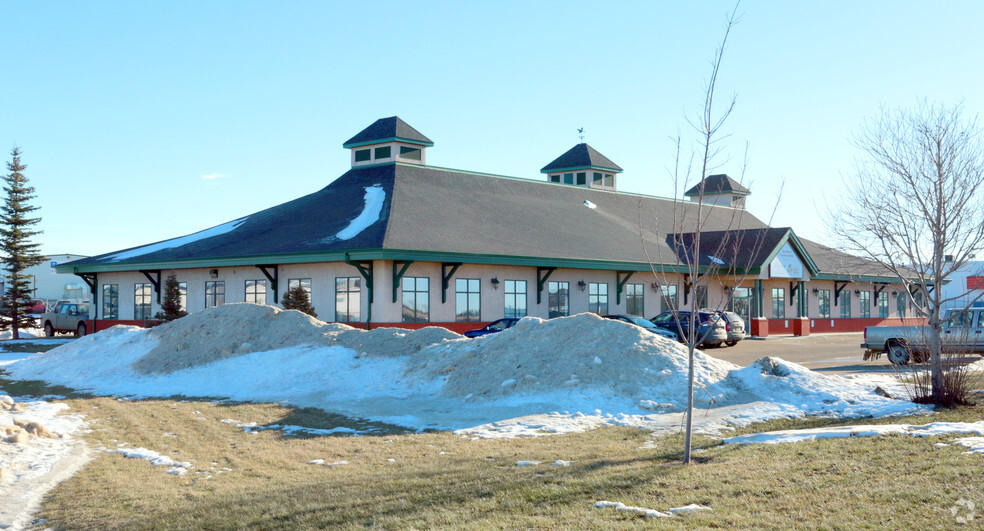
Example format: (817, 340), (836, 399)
(44, 322), (54, 337)
(76, 323), (87, 338)
(886, 342), (911, 365)
(725, 340), (738, 347)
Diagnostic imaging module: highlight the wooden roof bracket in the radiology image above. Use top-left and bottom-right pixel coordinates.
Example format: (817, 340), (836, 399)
(616, 271), (635, 305)
(440, 262), (461, 304)
(140, 270), (162, 304)
(833, 281), (849, 307)
(536, 267), (557, 305)
(393, 260), (415, 303)
(256, 264), (279, 304)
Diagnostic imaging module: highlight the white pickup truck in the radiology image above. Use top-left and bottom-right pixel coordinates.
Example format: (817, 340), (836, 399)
(42, 302), (90, 337)
(861, 307), (984, 365)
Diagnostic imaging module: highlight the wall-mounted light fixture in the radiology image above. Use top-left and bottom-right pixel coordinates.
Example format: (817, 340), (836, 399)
(578, 280), (587, 291)
(650, 282), (660, 292)
(812, 288), (819, 293)
(854, 289), (861, 294)
(891, 291), (898, 296)
(490, 277), (500, 290)
(209, 269), (219, 278)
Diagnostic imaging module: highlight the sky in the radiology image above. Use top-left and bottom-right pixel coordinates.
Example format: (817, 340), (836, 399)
(1, 1), (982, 257)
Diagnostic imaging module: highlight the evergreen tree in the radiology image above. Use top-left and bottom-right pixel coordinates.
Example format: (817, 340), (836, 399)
(281, 285), (317, 318)
(155, 273), (187, 321)
(0, 147), (45, 339)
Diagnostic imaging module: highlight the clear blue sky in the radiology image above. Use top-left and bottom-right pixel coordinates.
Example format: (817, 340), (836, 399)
(2, 1), (982, 257)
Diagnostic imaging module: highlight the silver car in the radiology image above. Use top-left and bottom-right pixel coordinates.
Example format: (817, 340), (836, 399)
(717, 311), (746, 346)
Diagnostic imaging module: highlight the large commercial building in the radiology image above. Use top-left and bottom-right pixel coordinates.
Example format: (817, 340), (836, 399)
(61, 117), (917, 336)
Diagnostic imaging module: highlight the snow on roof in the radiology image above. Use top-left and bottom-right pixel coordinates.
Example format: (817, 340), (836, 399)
(102, 217), (248, 262)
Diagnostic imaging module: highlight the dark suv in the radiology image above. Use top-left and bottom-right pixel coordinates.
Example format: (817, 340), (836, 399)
(650, 310), (727, 347)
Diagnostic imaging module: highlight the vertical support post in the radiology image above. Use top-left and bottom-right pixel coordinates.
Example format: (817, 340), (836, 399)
(440, 263), (461, 304)
(256, 265), (279, 305)
(345, 255), (374, 330)
(615, 271), (634, 306)
(536, 267), (556, 305)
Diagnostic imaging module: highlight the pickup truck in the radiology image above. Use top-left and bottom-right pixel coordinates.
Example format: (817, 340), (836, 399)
(42, 303), (90, 337)
(861, 307), (984, 365)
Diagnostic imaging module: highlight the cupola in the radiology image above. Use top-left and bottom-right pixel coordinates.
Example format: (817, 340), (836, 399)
(684, 174), (750, 209)
(343, 116), (433, 167)
(540, 143), (622, 191)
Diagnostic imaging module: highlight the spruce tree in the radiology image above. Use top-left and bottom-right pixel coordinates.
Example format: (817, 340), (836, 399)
(281, 285), (317, 318)
(0, 147), (45, 339)
(155, 273), (187, 321)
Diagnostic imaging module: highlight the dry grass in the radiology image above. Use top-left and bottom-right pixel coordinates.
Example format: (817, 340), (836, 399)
(22, 395), (984, 530)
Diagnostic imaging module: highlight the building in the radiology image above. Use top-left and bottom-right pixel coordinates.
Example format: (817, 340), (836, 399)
(4, 254), (92, 304)
(60, 117), (919, 336)
(940, 258), (984, 310)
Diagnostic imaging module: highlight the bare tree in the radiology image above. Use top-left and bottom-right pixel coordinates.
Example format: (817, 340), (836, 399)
(830, 102), (984, 405)
(642, 2), (781, 464)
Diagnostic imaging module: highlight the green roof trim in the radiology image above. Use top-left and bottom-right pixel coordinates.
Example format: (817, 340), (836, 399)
(540, 165), (624, 174)
(756, 229), (821, 277)
(343, 137), (435, 149)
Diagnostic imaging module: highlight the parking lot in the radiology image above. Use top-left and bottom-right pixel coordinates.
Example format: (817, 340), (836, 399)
(702, 332), (894, 375)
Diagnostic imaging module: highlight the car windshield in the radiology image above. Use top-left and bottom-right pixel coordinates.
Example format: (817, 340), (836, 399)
(947, 311), (973, 328)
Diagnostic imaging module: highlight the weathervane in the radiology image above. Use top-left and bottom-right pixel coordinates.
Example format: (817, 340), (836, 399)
(577, 127), (585, 143)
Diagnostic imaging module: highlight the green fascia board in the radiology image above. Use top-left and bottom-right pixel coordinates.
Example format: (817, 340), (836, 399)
(684, 189), (749, 197)
(57, 248), (736, 276)
(811, 272), (941, 285)
(343, 137), (434, 149)
(539, 165), (624, 174)
(757, 229), (821, 276)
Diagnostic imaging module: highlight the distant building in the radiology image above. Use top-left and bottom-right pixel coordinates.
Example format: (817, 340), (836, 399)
(5, 254), (92, 303)
(940, 258), (984, 310)
(61, 117), (919, 336)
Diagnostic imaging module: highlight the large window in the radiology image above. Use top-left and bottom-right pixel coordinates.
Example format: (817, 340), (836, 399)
(134, 283), (152, 320)
(839, 291), (851, 318)
(402, 277), (429, 323)
(626, 283), (644, 316)
(548, 281), (569, 318)
(731, 287), (751, 322)
(694, 285), (708, 309)
(878, 291), (889, 318)
(504, 280), (527, 318)
(771, 288), (785, 319)
(859, 291), (871, 318)
(245, 280), (268, 305)
(660, 285), (678, 312)
(817, 289), (831, 319)
(178, 282), (187, 312)
(897, 292), (906, 318)
(588, 283), (608, 315)
(102, 284), (119, 319)
(288, 278), (312, 297)
(335, 277), (361, 322)
(455, 278), (481, 322)
(205, 281), (225, 308)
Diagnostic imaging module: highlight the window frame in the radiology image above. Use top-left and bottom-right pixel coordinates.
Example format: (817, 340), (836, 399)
(588, 282), (609, 315)
(839, 291), (851, 319)
(335, 276), (361, 322)
(373, 145), (391, 159)
(625, 283), (644, 317)
(401, 276), (430, 323)
(771, 288), (785, 319)
(817, 289), (831, 319)
(354, 149), (371, 162)
(547, 281), (569, 318)
(205, 280), (226, 309)
(504, 280), (527, 318)
(102, 284), (119, 320)
(245, 279), (268, 305)
(455, 278), (481, 322)
(134, 282), (152, 320)
(859, 291), (871, 318)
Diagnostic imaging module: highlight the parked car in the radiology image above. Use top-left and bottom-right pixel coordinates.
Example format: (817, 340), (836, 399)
(649, 310), (727, 347)
(464, 318), (520, 338)
(603, 314), (679, 341)
(42, 303), (90, 337)
(712, 310), (746, 346)
(862, 307), (984, 365)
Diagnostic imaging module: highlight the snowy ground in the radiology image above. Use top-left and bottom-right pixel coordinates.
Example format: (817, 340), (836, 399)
(0, 305), (949, 528)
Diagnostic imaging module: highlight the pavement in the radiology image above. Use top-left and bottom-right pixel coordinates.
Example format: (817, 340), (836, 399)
(703, 332), (896, 375)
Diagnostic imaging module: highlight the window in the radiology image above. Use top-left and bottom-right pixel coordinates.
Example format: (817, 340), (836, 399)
(335, 277), (361, 322)
(588, 283), (608, 315)
(731, 287), (751, 322)
(576, 172), (586, 186)
(373, 146), (391, 159)
(402, 277), (429, 322)
(859, 291), (871, 318)
(563, 173), (573, 185)
(245, 280), (268, 305)
(772, 288), (785, 319)
(354, 149), (370, 162)
(817, 289), (831, 318)
(504, 280), (527, 318)
(549, 175), (560, 183)
(178, 282), (187, 312)
(455, 278), (481, 322)
(288, 278), (312, 297)
(897, 292), (906, 318)
(604, 174), (614, 187)
(839, 291), (851, 318)
(626, 283), (644, 316)
(399, 146), (421, 160)
(548, 281), (569, 318)
(660, 285), (678, 312)
(695, 285), (708, 309)
(102, 284), (119, 319)
(593, 172), (603, 186)
(205, 281), (225, 308)
(134, 283), (152, 320)
(878, 291), (889, 318)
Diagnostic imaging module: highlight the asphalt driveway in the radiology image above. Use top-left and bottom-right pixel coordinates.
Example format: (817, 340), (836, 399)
(703, 333), (894, 375)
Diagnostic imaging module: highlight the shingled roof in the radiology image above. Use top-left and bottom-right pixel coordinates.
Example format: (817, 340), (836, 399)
(540, 143), (623, 173)
(684, 174), (750, 197)
(343, 116), (433, 148)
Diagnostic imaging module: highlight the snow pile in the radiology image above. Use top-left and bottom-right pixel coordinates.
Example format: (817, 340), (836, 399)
(6, 305), (930, 437)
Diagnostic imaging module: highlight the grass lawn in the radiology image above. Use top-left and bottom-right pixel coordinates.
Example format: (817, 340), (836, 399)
(15, 391), (982, 530)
